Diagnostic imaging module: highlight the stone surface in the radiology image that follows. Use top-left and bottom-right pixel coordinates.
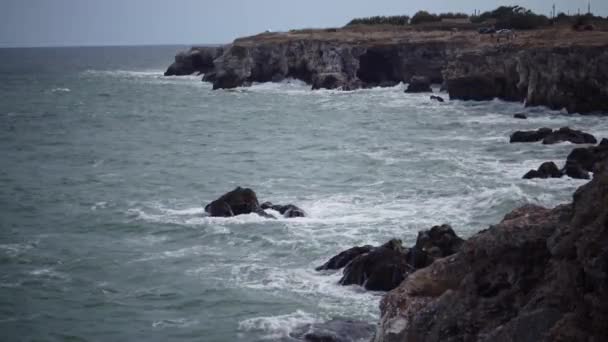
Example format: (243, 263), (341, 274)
(404, 76), (432, 93)
(523, 161), (563, 179)
(542, 127), (597, 145)
(374, 163), (608, 342)
(510, 128), (553, 143)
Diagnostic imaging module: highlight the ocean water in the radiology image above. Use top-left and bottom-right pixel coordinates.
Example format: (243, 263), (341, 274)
(1, 46), (607, 342)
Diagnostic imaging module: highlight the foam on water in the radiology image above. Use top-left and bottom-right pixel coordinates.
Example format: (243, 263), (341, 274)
(238, 310), (320, 340)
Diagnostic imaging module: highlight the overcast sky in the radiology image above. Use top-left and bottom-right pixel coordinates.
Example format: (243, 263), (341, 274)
(1, 0), (605, 47)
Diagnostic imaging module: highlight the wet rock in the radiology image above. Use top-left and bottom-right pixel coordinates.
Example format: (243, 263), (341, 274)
(340, 239), (412, 291)
(430, 95), (445, 102)
(205, 187), (272, 218)
(290, 319), (376, 342)
(405, 76), (432, 93)
(514, 113), (527, 119)
(566, 142), (608, 172)
(510, 128), (553, 143)
(523, 161), (563, 179)
(316, 245), (374, 271)
(542, 127), (597, 145)
(261, 202), (306, 218)
(564, 160), (590, 179)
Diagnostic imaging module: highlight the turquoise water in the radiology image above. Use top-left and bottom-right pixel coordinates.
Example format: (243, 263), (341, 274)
(1, 46), (607, 341)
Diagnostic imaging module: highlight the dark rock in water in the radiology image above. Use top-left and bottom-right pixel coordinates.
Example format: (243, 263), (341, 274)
(510, 128), (553, 143)
(566, 142), (608, 173)
(600, 138), (608, 146)
(205, 187), (273, 218)
(430, 95), (444, 102)
(513, 113), (527, 119)
(261, 202), (306, 218)
(405, 76), (432, 93)
(289, 319), (376, 342)
(564, 161), (590, 179)
(316, 245), (374, 271)
(375, 163), (608, 342)
(340, 239), (412, 291)
(523, 161), (563, 179)
(542, 127), (597, 145)
(164, 46), (224, 76)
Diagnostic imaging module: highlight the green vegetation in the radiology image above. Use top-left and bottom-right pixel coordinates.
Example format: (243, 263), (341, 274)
(346, 15), (410, 26)
(470, 6), (549, 30)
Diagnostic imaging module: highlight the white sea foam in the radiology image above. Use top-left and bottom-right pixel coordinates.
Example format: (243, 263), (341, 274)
(152, 318), (199, 328)
(50, 87), (71, 93)
(238, 310), (320, 340)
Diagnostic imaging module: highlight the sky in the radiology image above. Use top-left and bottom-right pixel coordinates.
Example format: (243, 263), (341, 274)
(1, 0), (606, 47)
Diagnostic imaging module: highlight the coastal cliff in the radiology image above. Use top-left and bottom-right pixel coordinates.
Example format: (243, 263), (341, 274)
(166, 27), (608, 114)
(374, 162), (608, 342)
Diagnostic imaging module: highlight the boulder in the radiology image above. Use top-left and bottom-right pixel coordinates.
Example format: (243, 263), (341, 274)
(542, 127), (597, 145)
(513, 113), (527, 119)
(408, 224), (464, 269)
(289, 319), (376, 342)
(204, 187), (273, 218)
(510, 128), (553, 143)
(261, 202), (306, 218)
(339, 239), (412, 291)
(523, 161), (563, 179)
(405, 76), (432, 93)
(430, 95), (445, 102)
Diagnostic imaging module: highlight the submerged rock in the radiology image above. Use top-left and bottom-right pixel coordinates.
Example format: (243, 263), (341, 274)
(510, 128), (553, 143)
(289, 319), (376, 342)
(261, 202), (306, 218)
(430, 95), (445, 102)
(513, 113), (527, 119)
(405, 76), (432, 93)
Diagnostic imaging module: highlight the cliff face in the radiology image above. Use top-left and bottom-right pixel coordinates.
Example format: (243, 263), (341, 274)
(374, 163), (608, 342)
(444, 45), (608, 114)
(201, 40), (457, 90)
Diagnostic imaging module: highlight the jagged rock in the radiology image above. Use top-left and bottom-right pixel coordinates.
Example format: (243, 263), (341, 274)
(408, 224), (464, 268)
(430, 95), (445, 102)
(164, 46), (224, 76)
(289, 319), (376, 342)
(204, 187), (274, 218)
(542, 127), (597, 145)
(316, 245), (374, 271)
(523, 161), (563, 179)
(374, 164), (608, 342)
(405, 76), (432, 93)
(510, 128), (553, 143)
(514, 113), (527, 119)
(340, 239), (412, 291)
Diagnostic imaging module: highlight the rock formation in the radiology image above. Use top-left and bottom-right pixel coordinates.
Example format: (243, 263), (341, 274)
(523, 161), (563, 179)
(510, 128), (553, 143)
(317, 225), (464, 292)
(204, 187), (304, 219)
(164, 46), (225, 76)
(404, 76), (432, 93)
(374, 163), (608, 342)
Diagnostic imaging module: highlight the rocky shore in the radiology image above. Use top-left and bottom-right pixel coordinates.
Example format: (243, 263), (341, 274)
(166, 27), (608, 114)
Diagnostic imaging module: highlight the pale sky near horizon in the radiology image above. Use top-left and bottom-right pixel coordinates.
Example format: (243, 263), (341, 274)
(1, 0), (606, 47)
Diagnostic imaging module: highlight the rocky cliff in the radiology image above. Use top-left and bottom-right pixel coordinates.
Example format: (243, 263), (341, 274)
(166, 28), (608, 113)
(374, 162), (608, 342)
(444, 45), (608, 114)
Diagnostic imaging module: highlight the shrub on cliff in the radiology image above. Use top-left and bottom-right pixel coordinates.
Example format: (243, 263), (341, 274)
(346, 15), (410, 26)
(471, 5), (549, 29)
(410, 11), (441, 25)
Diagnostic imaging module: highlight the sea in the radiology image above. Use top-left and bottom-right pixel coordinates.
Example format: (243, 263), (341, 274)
(1, 45), (607, 341)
